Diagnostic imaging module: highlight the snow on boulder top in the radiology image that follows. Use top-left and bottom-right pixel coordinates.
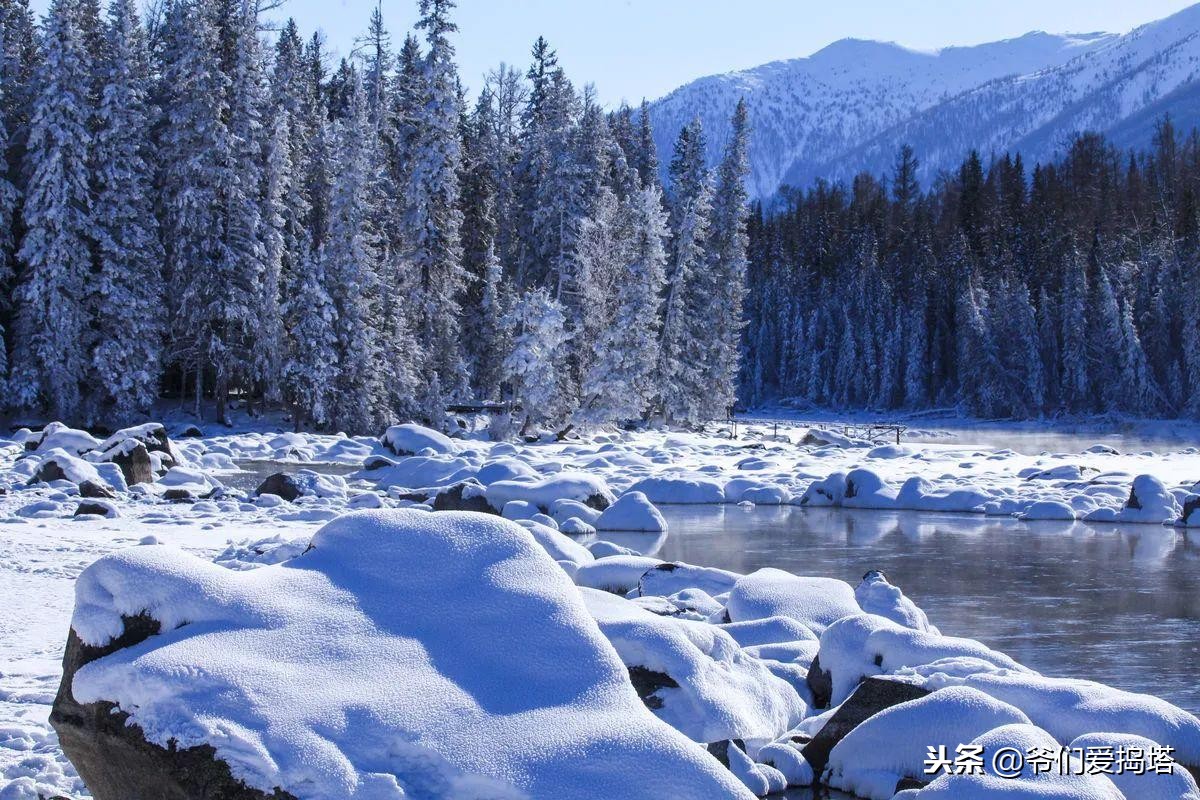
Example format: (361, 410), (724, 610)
(725, 568), (859, 637)
(627, 475), (726, 505)
(854, 570), (938, 634)
(29, 422), (101, 455)
(485, 472), (615, 512)
(69, 510), (754, 800)
(595, 492), (667, 532)
(380, 423), (456, 456)
(825, 686), (1032, 798)
(29, 448), (108, 488)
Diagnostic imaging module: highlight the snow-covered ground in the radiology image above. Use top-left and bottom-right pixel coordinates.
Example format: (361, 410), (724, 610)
(2, 417), (1200, 799)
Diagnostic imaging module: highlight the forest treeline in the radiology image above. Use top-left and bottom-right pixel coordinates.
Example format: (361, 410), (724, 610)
(0, 0), (750, 432)
(742, 126), (1200, 419)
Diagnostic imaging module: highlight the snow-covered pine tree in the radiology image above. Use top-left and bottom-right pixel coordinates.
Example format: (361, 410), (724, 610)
(658, 117), (713, 426)
(88, 0), (163, 421)
(579, 183), (669, 423)
(703, 98), (751, 418)
(0, 105), (16, 403)
(322, 70), (390, 434)
(1058, 244), (1089, 412)
(9, 0), (94, 419)
(408, 0), (468, 417)
(223, 0), (271, 415)
(281, 245), (338, 430)
(156, 0), (234, 418)
(502, 286), (571, 432)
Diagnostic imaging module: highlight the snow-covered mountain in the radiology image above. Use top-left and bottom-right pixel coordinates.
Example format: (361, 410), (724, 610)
(646, 4), (1200, 198)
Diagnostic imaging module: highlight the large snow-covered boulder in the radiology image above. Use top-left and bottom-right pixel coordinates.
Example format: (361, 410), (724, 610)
(28, 448), (114, 490)
(379, 423), (456, 456)
(823, 686), (1032, 799)
(854, 571), (938, 634)
(485, 472), (615, 513)
(53, 510), (753, 800)
(596, 492), (667, 532)
(93, 423), (181, 471)
(26, 421), (101, 455)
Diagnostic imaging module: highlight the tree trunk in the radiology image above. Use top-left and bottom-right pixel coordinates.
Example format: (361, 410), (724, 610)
(193, 367), (203, 421)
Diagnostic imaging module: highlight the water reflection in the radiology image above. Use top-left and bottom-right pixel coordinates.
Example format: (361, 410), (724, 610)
(615, 506), (1200, 715)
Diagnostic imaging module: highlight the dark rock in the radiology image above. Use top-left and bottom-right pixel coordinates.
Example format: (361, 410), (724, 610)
(178, 424), (204, 438)
(79, 480), (117, 499)
(705, 739), (748, 769)
(1183, 495), (1200, 525)
(163, 488), (196, 503)
(75, 502), (116, 518)
(430, 481), (493, 513)
(51, 616), (296, 800)
(254, 473), (303, 503)
(801, 677), (930, 781)
(583, 493), (612, 512)
(108, 442), (155, 486)
(896, 777), (928, 791)
(807, 653), (833, 710)
(30, 460), (67, 484)
(628, 665), (679, 711)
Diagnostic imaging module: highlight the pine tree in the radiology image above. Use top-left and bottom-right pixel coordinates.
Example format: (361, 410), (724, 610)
(10, 0), (94, 419)
(704, 98), (751, 418)
(1058, 245), (1089, 411)
(88, 0), (163, 421)
(323, 70), (389, 433)
(502, 287), (570, 431)
(282, 246), (337, 429)
(156, 0), (234, 418)
(659, 117), (713, 425)
(406, 0), (468, 417)
(579, 183), (668, 423)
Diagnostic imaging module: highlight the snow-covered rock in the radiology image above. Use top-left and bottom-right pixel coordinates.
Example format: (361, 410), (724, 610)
(485, 472), (615, 513)
(596, 491), (667, 532)
(379, 423), (456, 456)
(58, 510), (753, 800)
(726, 568), (859, 637)
(627, 475), (726, 504)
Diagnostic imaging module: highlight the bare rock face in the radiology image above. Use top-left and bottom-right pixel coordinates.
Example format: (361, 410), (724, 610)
(50, 615), (296, 800)
(108, 442), (155, 486)
(800, 676), (930, 781)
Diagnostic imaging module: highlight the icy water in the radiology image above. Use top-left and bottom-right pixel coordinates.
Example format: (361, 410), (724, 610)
(639, 506), (1200, 716)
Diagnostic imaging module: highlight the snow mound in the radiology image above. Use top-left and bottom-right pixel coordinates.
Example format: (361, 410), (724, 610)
(379, 423), (456, 456)
(583, 588), (805, 747)
(70, 510), (752, 800)
(726, 568), (859, 637)
(28, 422), (101, 455)
(825, 686), (1032, 799)
(596, 492), (667, 532)
(574, 555), (663, 593)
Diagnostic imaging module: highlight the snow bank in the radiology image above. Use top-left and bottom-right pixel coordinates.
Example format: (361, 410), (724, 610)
(595, 492), (667, 532)
(583, 588), (806, 747)
(379, 423), (456, 455)
(70, 510), (753, 800)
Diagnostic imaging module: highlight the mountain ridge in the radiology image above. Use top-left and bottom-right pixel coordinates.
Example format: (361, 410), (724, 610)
(646, 4), (1200, 198)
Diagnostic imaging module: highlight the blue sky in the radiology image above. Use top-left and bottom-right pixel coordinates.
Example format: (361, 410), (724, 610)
(32, 0), (1200, 105)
